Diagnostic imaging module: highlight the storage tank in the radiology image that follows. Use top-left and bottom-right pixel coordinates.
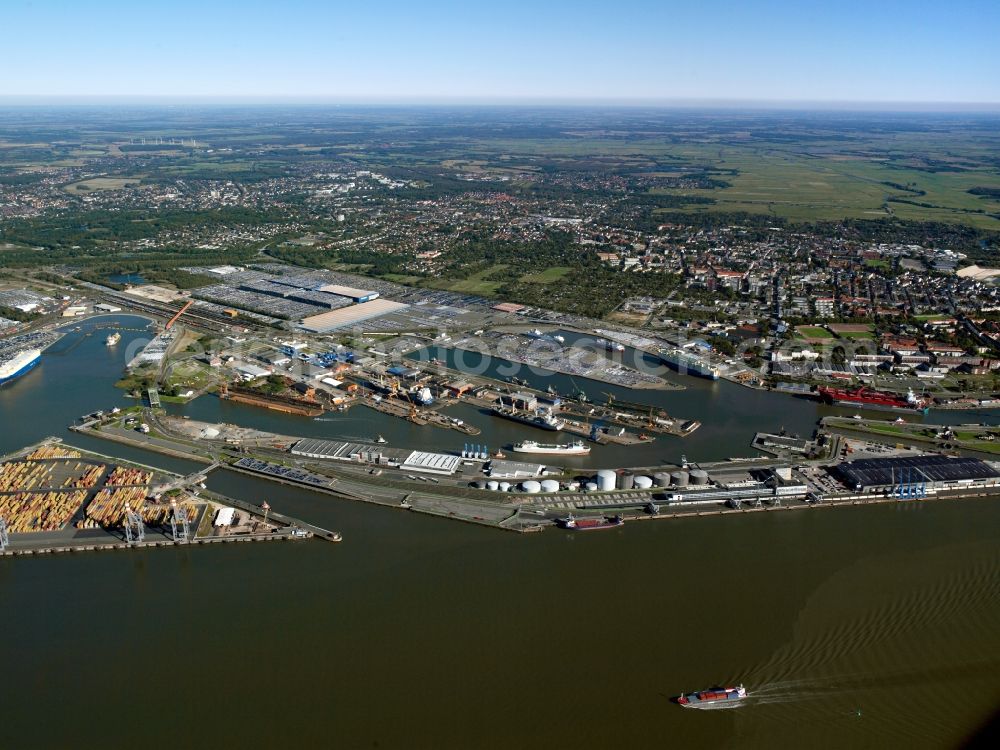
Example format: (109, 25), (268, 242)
(596, 470), (616, 491)
(670, 471), (689, 487)
(618, 471), (635, 490)
(473, 480), (486, 490)
(690, 469), (710, 485)
(540, 479), (560, 493)
(584, 482), (598, 492)
(634, 475), (653, 490)
(486, 480), (499, 491)
(653, 472), (670, 488)
(521, 480), (541, 493)
(498, 482), (511, 492)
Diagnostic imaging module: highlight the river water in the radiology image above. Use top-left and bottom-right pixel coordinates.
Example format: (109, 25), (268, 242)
(2, 316), (998, 749)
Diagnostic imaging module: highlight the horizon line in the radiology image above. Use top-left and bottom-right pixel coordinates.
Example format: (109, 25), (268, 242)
(0, 95), (999, 112)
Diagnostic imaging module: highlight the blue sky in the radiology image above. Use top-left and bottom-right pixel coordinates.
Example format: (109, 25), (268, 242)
(4, 0), (998, 103)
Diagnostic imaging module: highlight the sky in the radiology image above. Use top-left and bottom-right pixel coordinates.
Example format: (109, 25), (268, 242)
(3, 0), (999, 105)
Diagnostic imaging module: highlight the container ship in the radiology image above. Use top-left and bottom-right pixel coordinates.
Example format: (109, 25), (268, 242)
(817, 386), (929, 414)
(0, 348), (41, 386)
(491, 406), (565, 431)
(512, 440), (590, 455)
(659, 348), (720, 380)
(106, 332), (121, 346)
(677, 685), (747, 708)
(557, 514), (624, 531)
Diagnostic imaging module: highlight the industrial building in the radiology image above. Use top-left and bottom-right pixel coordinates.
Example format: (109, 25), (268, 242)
(499, 392), (538, 411)
(830, 455), (1000, 492)
(318, 284), (380, 303)
(291, 439), (459, 475)
(399, 451), (461, 475)
(486, 459), (546, 479)
(299, 299), (410, 333)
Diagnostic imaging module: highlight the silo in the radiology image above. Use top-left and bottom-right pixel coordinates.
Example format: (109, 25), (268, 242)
(596, 470), (616, 491)
(486, 480), (499, 491)
(584, 482), (598, 492)
(498, 482), (511, 492)
(670, 471), (689, 487)
(540, 479), (560, 493)
(690, 469), (709, 485)
(618, 471), (635, 490)
(634, 475), (653, 490)
(521, 480), (541, 493)
(653, 472), (670, 488)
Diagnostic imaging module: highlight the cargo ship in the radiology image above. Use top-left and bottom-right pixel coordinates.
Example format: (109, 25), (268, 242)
(512, 440), (590, 455)
(659, 348), (720, 380)
(0, 348), (41, 386)
(557, 514), (624, 531)
(817, 386), (929, 414)
(106, 332), (121, 346)
(491, 406), (565, 431)
(677, 685), (747, 708)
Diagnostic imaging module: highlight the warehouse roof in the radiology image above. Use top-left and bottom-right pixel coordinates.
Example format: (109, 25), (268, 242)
(401, 451), (461, 475)
(300, 299), (410, 332)
(831, 454), (1000, 488)
(318, 284), (379, 300)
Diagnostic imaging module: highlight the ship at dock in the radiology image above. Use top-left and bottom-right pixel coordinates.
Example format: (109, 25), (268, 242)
(556, 514), (624, 531)
(512, 439), (590, 455)
(105, 332), (121, 346)
(676, 685), (747, 708)
(818, 386), (929, 414)
(0, 348), (41, 386)
(658, 347), (720, 380)
(490, 406), (565, 431)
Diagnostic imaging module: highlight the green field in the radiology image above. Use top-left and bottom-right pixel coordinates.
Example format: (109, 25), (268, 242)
(796, 325), (835, 340)
(520, 266), (572, 283)
(424, 264), (508, 295)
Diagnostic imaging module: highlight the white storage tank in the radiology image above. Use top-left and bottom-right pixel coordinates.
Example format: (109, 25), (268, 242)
(486, 480), (499, 491)
(521, 480), (541, 493)
(498, 482), (511, 492)
(634, 475), (653, 490)
(596, 470), (616, 491)
(584, 482), (598, 492)
(540, 479), (560, 493)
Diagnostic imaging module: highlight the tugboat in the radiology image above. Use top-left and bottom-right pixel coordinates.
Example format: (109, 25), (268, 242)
(676, 685), (748, 708)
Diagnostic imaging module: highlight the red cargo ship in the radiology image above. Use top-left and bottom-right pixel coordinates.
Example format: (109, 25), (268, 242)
(557, 514), (624, 531)
(817, 386), (929, 414)
(677, 685), (747, 708)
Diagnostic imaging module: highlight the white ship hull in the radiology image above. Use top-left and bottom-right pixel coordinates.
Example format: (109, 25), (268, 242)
(0, 349), (41, 385)
(512, 442), (590, 455)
